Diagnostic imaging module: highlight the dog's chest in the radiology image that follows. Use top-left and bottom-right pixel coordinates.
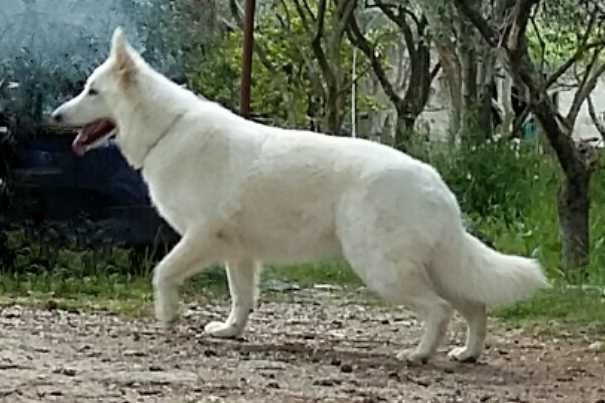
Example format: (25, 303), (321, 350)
(143, 166), (219, 235)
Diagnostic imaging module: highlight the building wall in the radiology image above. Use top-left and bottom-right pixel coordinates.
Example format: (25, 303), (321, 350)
(558, 77), (605, 140)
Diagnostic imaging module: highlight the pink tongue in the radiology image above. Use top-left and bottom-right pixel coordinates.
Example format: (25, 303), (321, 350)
(72, 132), (87, 157)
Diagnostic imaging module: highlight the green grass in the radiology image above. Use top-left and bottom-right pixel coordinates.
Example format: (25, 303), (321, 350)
(0, 270), (153, 316)
(2, 259), (604, 335)
(263, 261), (361, 288)
(493, 287), (605, 333)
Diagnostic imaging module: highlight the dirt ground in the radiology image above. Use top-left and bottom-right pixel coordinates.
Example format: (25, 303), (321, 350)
(0, 288), (604, 403)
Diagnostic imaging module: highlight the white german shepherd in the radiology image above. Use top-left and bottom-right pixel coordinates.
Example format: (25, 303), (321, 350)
(52, 28), (548, 363)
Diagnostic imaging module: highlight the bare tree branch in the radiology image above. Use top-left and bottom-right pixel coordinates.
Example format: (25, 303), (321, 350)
(529, 14), (546, 71)
(300, 0), (317, 22)
(430, 62), (442, 81)
(567, 60), (605, 126)
(291, 0), (312, 33)
(451, 0), (497, 46)
(374, 0), (406, 30)
(334, 0), (357, 41)
(587, 95), (605, 136)
(347, 11), (402, 108)
(544, 11), (600, 90)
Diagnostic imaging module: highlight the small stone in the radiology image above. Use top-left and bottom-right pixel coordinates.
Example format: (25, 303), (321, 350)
(123, 350), (146, 357)
(314, 379), (335, 387)
(203, 349), (217, 357)
(588, 341), (604, 352)
(53, 367), (76, 376)
(340, 363), (353, 373)
(139, 389), (162, 396)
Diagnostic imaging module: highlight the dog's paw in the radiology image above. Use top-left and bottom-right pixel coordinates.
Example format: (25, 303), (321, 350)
(154, 297), (179, 326)
(204, 321), (243, 338)
(447, 347), (479, 363)
(397, 348), (430, 365)
(155, 309), (179, 328)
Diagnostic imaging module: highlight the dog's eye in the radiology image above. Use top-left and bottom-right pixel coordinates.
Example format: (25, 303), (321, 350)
(88, 88), (99, 96)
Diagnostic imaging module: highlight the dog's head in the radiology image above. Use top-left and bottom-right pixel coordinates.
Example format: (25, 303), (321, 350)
(51, 27), (140, 156)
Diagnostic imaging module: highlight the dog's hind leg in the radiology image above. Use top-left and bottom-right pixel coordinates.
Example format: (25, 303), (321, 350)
(152, 230), (219, 326)
(204, 259), (260, 338)
(337, 231), (452, 363)
(336, 190), (452, 364)
(396, 288), (453, 364)
(447, 300), (486, 362)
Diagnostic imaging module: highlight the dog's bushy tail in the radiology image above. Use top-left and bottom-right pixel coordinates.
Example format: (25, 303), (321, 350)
(437, 233), (549, 306)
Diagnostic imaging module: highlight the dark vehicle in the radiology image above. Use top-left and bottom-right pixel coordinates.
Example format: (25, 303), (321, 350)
(0, 113), (178, 254)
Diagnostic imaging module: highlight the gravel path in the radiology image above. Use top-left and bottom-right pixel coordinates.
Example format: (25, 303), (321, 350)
(0, 289), (603, 402)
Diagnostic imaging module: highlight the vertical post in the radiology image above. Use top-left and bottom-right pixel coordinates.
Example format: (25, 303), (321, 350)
(351, 47), (357, 138)
(240, 0), (256, 118)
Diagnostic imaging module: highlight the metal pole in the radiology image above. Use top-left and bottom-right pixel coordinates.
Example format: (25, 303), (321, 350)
(351, 47), (357, 138)
(240, 0), (256, 118)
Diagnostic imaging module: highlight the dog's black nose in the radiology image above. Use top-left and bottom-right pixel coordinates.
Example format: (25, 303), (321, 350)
(51, 112), (63, 123)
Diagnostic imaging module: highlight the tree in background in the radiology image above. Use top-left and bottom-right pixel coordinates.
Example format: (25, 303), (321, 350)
(191, 0), (379, 133)
(417, 0), (511, 144)
(453, 0), (605, 272)
(347, 1), (440, 150)
(289, 0), (357, 133)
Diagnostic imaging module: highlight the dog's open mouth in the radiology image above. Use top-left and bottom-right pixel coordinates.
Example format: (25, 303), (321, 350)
(72, 119), (117, 156)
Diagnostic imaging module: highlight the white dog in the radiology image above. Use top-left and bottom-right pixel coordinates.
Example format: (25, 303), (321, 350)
(51, 28), (549, 363)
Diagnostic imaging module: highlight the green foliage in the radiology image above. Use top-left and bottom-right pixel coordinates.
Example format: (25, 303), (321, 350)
(187, 30), (243, 110)
(527, 1), (605, 68)
(187, 21), (313, 125)
(429, 140), (553, 224)
(187, 1), (380, 130)
(405, 134), (605, 286)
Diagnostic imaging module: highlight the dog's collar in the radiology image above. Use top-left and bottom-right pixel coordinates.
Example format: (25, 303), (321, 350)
(140, 112), (185, 169)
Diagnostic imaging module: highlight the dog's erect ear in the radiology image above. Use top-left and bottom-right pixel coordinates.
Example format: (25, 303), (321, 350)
(110, 27), (136, 82)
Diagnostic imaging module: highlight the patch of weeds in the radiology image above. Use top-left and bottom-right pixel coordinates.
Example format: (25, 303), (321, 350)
(185, 265), (229, 299)
(263, 261), (361, 289)
(493, 287), (605, 333)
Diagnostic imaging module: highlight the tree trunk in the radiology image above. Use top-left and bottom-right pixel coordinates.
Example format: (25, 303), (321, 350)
(323, 86), (344, 134)
(476, 48), (498, 141)
(434, 44), (463, 141)
(477, 90), (493, 139)
(496, 64), (514, 135)
(558, 170), (591, 274)
(394, 112), (415, 151)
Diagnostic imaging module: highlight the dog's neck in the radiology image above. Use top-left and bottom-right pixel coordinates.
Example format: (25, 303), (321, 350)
(113, 69), (196, 169)
(138, 112), (184, 169)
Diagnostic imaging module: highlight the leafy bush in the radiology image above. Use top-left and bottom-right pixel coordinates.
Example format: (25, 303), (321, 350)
(409, 137), (605, 285)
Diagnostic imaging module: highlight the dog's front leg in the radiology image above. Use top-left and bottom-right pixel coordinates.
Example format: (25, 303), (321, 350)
(205, 259), (259, 338)
(152, 230), (217, 326)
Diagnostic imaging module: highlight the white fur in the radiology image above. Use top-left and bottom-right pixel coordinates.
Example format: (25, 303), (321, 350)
(52, 28), (550, 363)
